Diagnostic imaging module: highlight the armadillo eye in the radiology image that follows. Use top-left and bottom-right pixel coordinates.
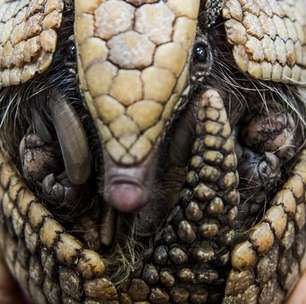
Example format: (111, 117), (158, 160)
(69, 44), (76, 56)
(64, 35), (76, 62)
(193, 42), (208, 63)
(68, 42), (76, 60)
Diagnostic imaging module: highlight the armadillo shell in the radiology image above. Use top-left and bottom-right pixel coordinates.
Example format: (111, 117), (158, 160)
(223, 0), (306, 86)
(75, 0), (200, 165)
(0, 0), (64, 88)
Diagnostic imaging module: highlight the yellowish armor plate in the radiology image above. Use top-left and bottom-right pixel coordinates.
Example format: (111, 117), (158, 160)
(75, 0), (201, 165)
(0, 0), (64, 88)
(223, 0), (306, 86)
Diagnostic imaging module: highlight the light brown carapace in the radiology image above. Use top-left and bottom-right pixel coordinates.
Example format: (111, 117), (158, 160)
(0, 1), (306, 303)
(75, 0), (200, 165)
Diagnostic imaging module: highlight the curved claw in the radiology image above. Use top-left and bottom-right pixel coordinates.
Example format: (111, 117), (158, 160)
(48, 90), (91, 185)
(42, 173), (81, 206)
(31, 107), (53, 144)
(100, 205), (116, 247)
(42, 173), (64, 202)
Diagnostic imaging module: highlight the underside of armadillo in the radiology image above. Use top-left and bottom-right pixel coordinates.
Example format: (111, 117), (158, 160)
(0, 0), (306, 303)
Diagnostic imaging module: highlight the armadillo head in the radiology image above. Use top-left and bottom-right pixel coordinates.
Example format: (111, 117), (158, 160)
(75, 0), (200, 212)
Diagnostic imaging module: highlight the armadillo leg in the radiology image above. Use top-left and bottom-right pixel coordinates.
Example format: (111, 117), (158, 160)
(19, 133), (85, 213)
(224, 151), (306, 304)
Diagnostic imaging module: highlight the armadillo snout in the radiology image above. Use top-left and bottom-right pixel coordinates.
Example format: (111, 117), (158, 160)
(105, 181), (147, 213)
(103, 151), (157, 212)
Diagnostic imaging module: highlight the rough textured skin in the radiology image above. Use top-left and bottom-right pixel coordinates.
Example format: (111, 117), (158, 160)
(0, 0), (64, 87)
(0, 89), (305, 304)
(75, 0), (200, 165)
(128, 90), (240, 303)
(225, 151), (306, 303)
(223, 0), (306, 84)
(0, 89), (238, 303)
(0, 148), (114, 303)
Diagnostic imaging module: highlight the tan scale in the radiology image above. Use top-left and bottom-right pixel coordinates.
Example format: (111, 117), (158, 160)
(226, 150), (306, 303)
(0, 139), (294, 302)
(0, 1), (306, 303)
(75, 0), (200, 165)
(0, 0), (64, 88)
(223, 0), (306, 85)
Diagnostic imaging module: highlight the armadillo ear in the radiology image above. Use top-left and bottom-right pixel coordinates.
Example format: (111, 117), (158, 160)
(0, 0), (64, 88)
(222, 0), (306, 86)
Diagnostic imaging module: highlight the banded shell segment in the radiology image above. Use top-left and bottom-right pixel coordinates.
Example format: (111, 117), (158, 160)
(225, 149), (306, 303)
(0, 148), (117, 303)
(0, 0), (64, 87)
(223, 0), (306, 86)
(75, 0), (200, 165)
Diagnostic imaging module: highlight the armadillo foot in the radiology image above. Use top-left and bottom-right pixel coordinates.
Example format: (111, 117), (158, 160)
(236, 108), (297, 222)
(237, 148), (282, 225)
(41, 172), (84, 209)
(19, 133), (61, 183)
(241, 111), (296, 161)
(19, 133), (86, 217)
(238, 149), (281, 199)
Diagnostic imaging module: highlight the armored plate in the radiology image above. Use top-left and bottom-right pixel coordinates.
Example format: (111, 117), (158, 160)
(75, 0), (200, 165)
(223, 0), (306, 85)
(0, 0), (64, 88)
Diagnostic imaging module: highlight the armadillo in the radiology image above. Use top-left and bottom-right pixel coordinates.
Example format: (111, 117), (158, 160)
(0, 0), (305, 303)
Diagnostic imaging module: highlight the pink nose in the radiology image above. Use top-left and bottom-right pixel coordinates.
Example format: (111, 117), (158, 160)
(103, 151), (155, 213)
(107, 182), (147, 213)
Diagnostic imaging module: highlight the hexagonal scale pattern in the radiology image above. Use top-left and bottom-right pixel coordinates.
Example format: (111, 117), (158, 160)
(75, 0), (200, 165)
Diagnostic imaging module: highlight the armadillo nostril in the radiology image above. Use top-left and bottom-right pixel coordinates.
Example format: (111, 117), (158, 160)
(105, 180), (148, 213)
(103, 149), (157, 213)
